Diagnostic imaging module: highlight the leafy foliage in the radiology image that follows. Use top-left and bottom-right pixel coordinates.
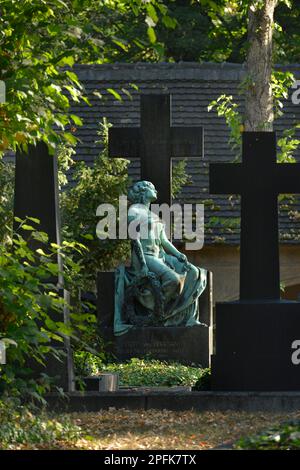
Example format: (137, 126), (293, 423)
(102, 1), (300, 64)
(208, 94), (243, 158)
(87, 0), (177, 62)
(0, 0), (91, 152)
(0, 0), (175, 153)
(60, 121), (131, 291)
(273, 0), (300, 64)
(56, 143), (76, 189)
(236, 419), (300, 450)
(277, 125), (300, 163)
(208, 72), (300, 163)
(192, 368), (211, 391)
(74, 354), (207, 387)
(0, 218), (92, 400)
(0, 161), (14, 243)
(0, 399), (81, 449)
(272, 71), (295, 119)
(172, 159), (192, 199)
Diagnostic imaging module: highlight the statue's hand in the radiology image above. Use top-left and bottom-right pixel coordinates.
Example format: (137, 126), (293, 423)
(177, 253), (187, 263)
(140, 265), (149, 278)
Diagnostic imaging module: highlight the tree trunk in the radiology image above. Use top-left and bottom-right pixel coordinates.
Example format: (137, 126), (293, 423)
(244, 0), (278, 131)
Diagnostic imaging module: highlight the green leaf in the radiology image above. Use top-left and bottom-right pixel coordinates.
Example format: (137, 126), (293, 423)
(147, 27), (156, 44)
(32, 231), (49, 243)
(58, 55), (75, 67)
(27, 217), (40, 224)
(162, 15), (177, 29)
(63, 132), (78, 145)
(70, 114), (83, 126)
(82, 234), (94, 240)
(36, 248), (49, 256)
(50, 243), (61, 249)
(129, 83), (139, 91)
(112, 39), (128, 52)
(107, 88), (122, 101)
(65, 70), (81, 87)
(146, 4), (158, 24)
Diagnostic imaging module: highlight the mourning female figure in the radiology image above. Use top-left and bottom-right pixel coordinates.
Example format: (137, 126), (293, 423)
(114, 181), (207, 335)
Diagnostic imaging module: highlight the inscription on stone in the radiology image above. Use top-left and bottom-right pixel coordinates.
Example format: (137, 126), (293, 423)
(120, 341), (178, 359)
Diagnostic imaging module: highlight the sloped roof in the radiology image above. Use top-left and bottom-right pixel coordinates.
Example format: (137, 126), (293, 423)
(12, 62), (300, 245)
(69, 62), (300, 245)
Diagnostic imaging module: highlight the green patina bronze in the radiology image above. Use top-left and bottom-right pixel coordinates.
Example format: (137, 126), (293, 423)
(114, 181), (207, 335)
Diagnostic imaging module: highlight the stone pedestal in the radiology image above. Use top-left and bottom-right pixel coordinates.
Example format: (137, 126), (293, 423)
(212, 301), (300, 391)
(97, 271), (213, 367)
(102, 325), (211, 367)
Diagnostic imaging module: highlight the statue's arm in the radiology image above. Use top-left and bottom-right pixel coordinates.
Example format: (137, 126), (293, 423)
(160, 228), (187, 262)
(131, 238), (148, 274)
(128, 211), (148, 275)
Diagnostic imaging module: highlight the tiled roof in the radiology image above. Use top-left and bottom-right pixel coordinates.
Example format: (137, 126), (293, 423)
(71, 62), (300, 245)
(9, 62), (300, 245)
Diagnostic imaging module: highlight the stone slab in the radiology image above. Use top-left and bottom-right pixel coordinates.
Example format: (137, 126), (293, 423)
(45, 391), (300, 413)
(212, 301), (300, 391)
(102, 325), (211, 367)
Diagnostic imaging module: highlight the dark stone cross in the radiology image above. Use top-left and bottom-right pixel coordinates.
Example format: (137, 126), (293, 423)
(210, 131), (300, 301)
(14, 142), (74, 391)
(108, 94), (204, 206)
(209, 132), (300, 391)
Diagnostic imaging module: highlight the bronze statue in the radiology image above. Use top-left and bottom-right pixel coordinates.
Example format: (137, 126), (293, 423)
(114, 181), (207, 334)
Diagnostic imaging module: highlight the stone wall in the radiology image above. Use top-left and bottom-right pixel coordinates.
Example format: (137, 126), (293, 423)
(184, 244), (300, 303)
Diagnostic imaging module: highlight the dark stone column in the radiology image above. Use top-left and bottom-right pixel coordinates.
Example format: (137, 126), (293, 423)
(14, 142), (74, 391)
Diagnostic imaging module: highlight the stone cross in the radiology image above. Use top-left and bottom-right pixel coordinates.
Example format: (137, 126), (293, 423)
(210, 131), (300, 301)
(108, 94), (204, 206)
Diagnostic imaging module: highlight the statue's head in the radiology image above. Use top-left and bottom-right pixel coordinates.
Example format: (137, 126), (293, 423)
(128, 180), (158, 205)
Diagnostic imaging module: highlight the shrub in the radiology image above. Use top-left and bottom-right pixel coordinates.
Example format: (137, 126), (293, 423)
(236, 420), (300, 450)
(192, 368), (211, 390)
(61, 152), (131, 290)
(60, 120), (131, 292)
(0, 160), (14, 243)
(0, 218), (93, 401)
(74, 354), (207, 388)
(0, 399), (81, 449)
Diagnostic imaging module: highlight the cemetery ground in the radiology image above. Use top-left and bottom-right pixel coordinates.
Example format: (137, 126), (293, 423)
(1, 358), (300, 451)
(1, 406), (300, 450)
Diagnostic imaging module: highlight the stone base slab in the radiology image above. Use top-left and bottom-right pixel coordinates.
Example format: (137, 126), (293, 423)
(212, 301), (300, 391)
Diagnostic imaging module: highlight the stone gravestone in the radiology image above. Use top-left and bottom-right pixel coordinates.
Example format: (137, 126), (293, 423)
(14, 142), (74, 391)
(210, 131), (300, 390)
(108, 94), (204, 207)
(98, 94), (213, 367)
